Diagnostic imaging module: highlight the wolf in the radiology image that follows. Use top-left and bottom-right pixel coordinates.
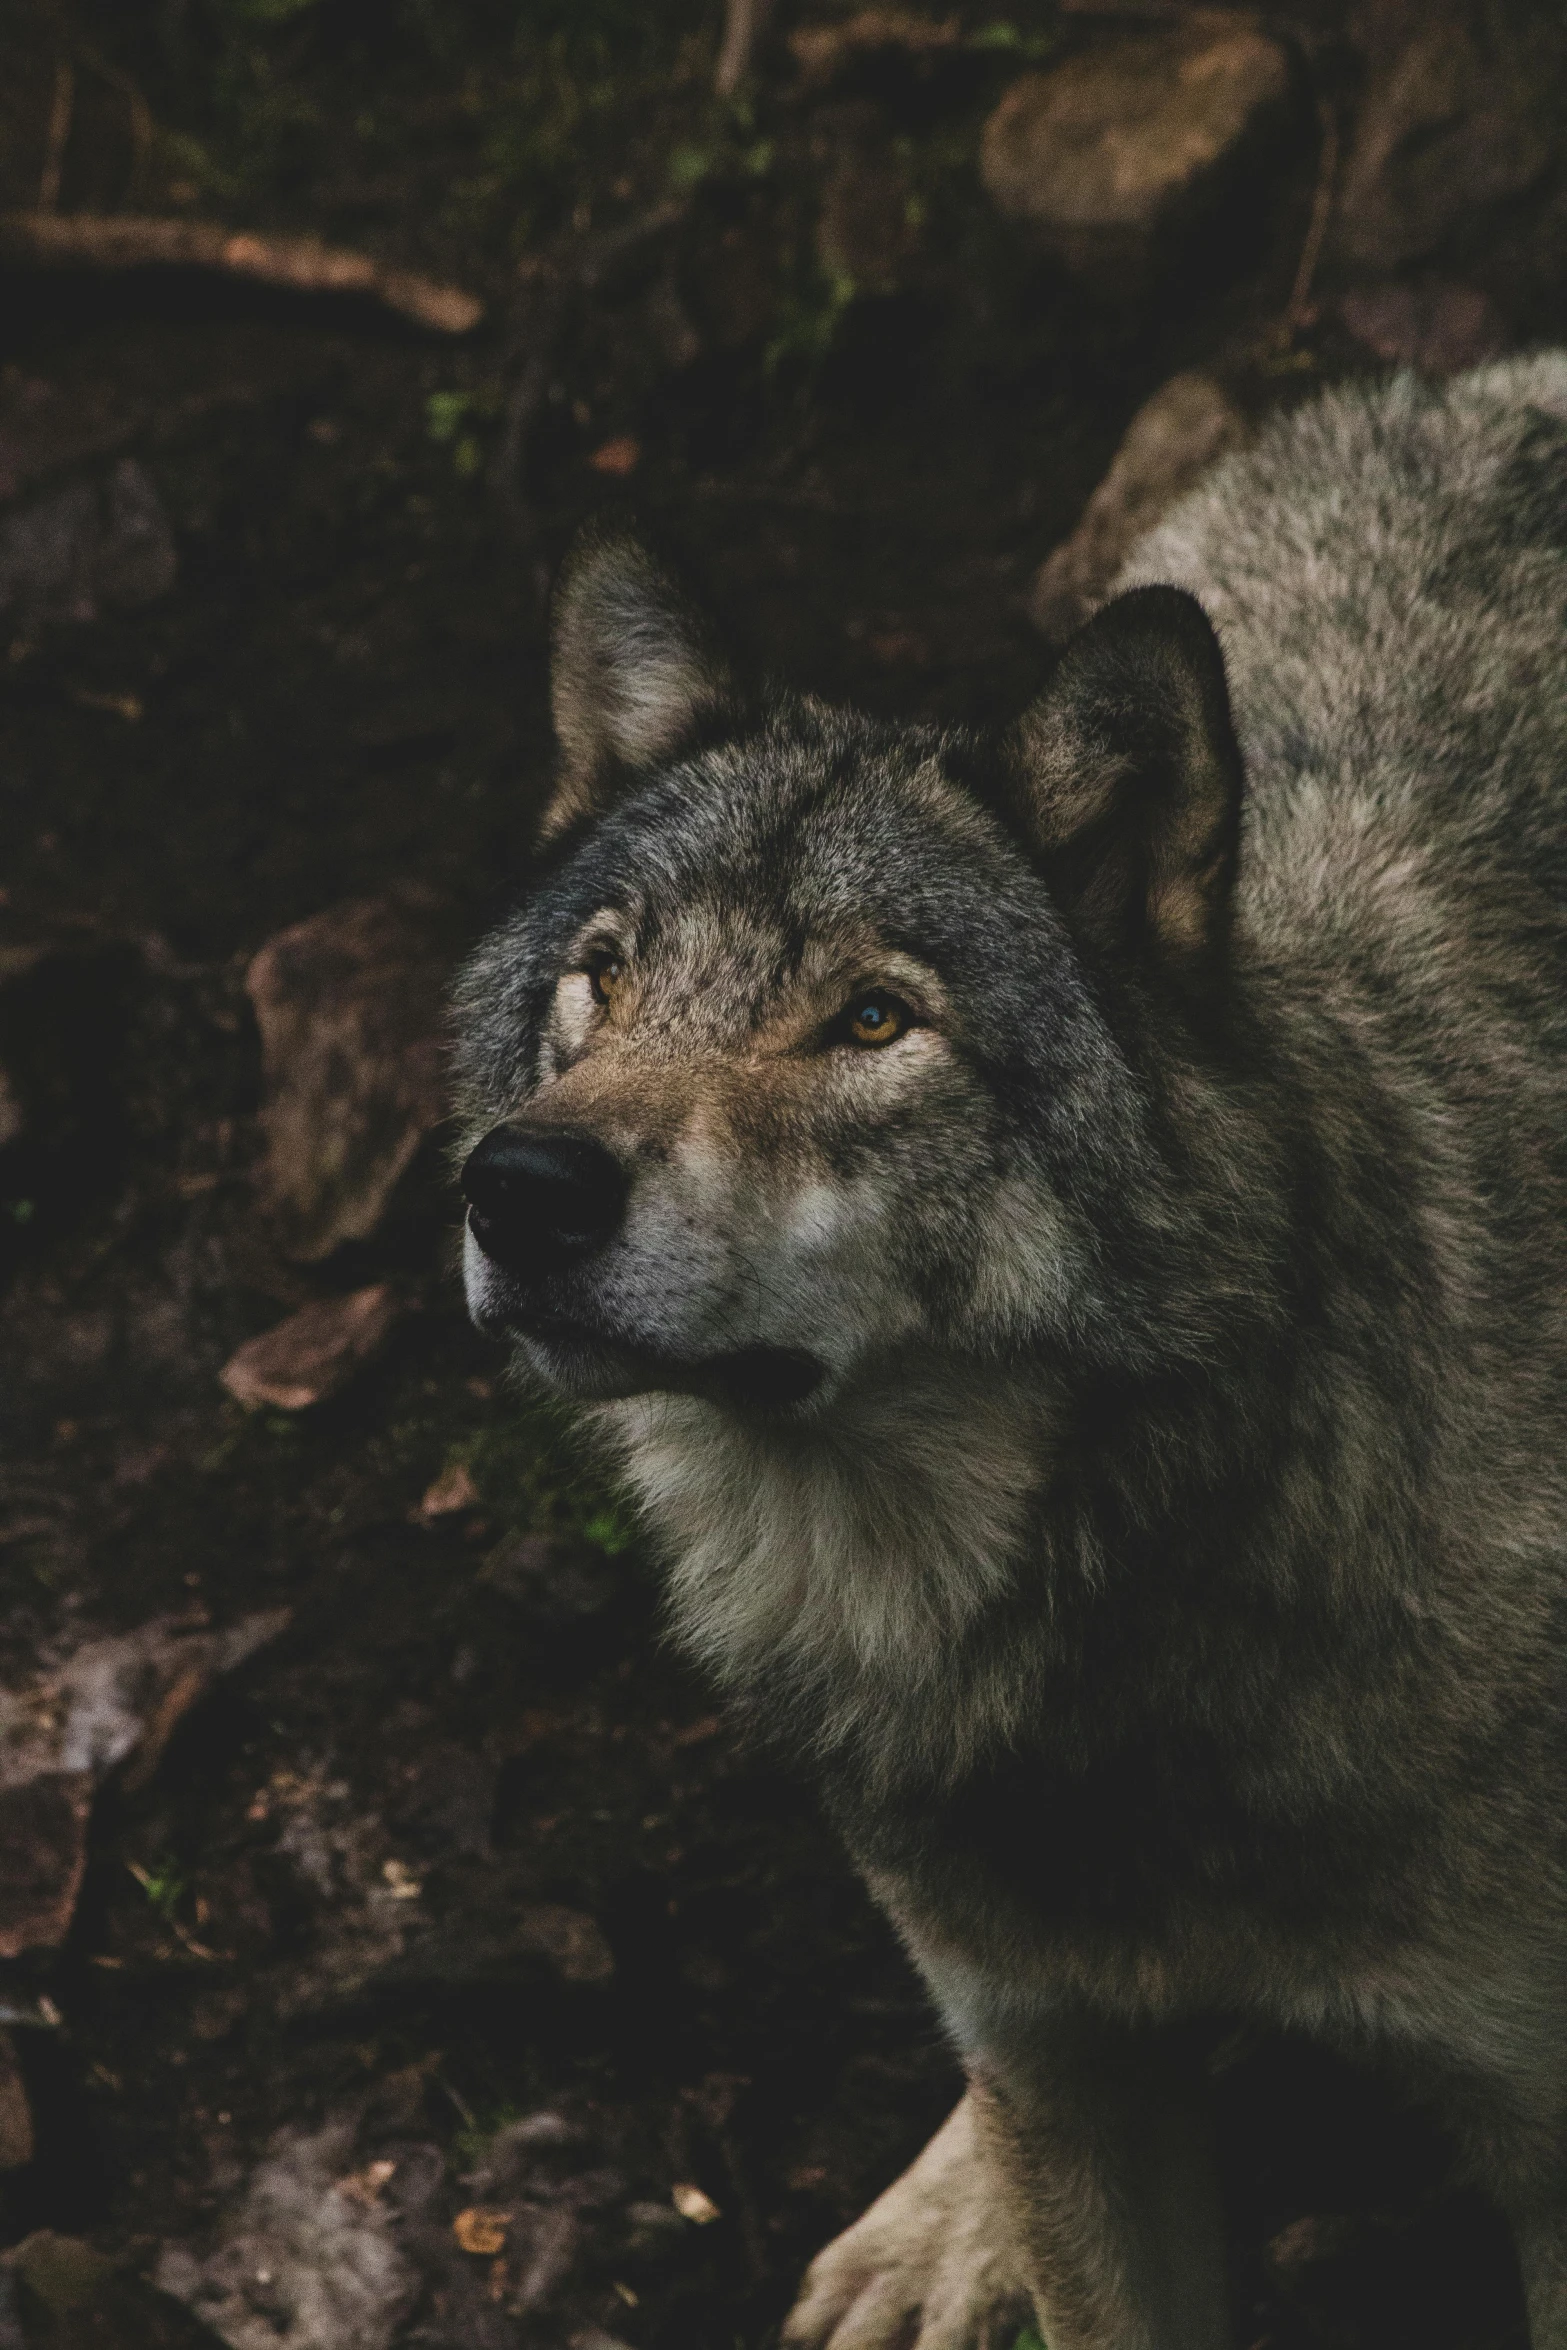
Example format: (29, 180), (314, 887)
(451, 354), (1567, 2350)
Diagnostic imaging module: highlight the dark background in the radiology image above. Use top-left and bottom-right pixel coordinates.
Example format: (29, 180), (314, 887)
(0, 2), (1562, 2343)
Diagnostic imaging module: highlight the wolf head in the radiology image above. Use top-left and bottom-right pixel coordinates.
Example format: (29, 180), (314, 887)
(452, 528), (1261, 1433)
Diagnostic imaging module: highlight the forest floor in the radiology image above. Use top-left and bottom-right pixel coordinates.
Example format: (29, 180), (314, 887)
(0, 2), (1559, 2344)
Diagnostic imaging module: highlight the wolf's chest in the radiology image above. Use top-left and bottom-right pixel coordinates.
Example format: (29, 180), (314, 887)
(837, 1738), (1432, 1965)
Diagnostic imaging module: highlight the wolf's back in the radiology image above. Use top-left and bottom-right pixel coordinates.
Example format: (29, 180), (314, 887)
(1121, 356), (1567, 937)
(1125, 358), (1567, 1545)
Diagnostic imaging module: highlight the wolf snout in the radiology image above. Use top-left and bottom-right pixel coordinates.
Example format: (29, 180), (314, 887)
(461, 1126), (627, 1274)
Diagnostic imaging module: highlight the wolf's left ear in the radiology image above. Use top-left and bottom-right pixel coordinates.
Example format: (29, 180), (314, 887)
(541, 528), (736, 843)
(1008, 587), (1243, 985)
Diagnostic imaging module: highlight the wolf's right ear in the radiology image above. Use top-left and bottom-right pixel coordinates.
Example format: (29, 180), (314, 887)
(541, 529), (736, 843)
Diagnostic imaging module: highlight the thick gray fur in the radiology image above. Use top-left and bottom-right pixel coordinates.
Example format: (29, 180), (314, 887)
(452, 358), (1567, 2349)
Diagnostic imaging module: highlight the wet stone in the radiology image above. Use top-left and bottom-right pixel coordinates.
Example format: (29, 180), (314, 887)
(0, 459), (176, 630)
(1339, 280), (1507, 375)
(0, 1612), (288, 1954)
(245, 892), (450, 1263)
(0, 1773), (92, 1960)
(479, 1534), (623, 1623)
(1029, 371), (1250, 642)
(0, 2028), (32, 2170)
(1333, 0), (1567, 270)
(980, 18), (1294, 288)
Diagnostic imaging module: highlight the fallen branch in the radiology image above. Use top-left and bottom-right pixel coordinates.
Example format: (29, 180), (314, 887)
(0, 212), (483, 335)
(715, 0), (774, 94)
(789, 9), (959, 87)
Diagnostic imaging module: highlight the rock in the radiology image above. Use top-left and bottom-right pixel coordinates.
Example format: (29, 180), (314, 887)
(0, 459), (176, 630)
(388, 1742), (495, 1859)
(479, 1533), (624, 1622)
(219, 1285), (403, 1411)
(980, 18), (1293, 287)
(0, 2030), (32, 2169)
(1028, 371), (1250, 641)
(1339, 279), (1507, 374)
(245, 892), (449, 1263)
(463, 2111), (584, 2193)
(0, 1776), (93, 1961)
(1334, 0), (1567, 271)
(262, 1774), (421, 2016)
(513, 1905), (615, 1986)
(0, 1612), (288, 1955)
(9, 2231), (230, 2346)
(157, 2117), (419, 2350)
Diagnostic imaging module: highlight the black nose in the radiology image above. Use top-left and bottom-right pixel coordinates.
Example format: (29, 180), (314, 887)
(462, 1127), (627, 1274)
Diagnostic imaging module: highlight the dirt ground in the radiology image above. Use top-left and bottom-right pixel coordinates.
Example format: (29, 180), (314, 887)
(0, 3), (1563, 2345)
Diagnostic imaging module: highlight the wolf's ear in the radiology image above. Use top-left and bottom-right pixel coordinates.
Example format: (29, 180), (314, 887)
(1008, 587), (1243, 984)
(541, 529), (735, 843)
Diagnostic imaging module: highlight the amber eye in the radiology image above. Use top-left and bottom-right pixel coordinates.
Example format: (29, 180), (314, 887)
(844, 991), (910, 1048)
(586, 952), (624, 1007)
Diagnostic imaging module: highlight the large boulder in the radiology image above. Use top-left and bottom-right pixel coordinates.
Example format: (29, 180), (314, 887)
(980, 16), (1294, 289)
(1334, 0), (1567, 271)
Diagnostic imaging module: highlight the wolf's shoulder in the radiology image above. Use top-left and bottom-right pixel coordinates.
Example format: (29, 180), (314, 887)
(1119, 355), (1567, 937)
(1121, 353), (1567, 653)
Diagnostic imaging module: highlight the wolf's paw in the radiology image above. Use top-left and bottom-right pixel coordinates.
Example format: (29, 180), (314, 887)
(781, 2097), (1032, 2350)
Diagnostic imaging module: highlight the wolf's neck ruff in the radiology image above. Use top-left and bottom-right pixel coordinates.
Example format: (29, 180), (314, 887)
(598, 1355), (1062, 1780)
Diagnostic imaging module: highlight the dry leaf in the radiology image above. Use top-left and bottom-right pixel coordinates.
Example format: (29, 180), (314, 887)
(336, 2157), (397, 2207)
(588, 435), (640, 476)
(219, 1284), (402, 1410)
(453, 2206), (511, 2256)
(418, 1461), (479, 1518)
(671, 2181), (721, 2224)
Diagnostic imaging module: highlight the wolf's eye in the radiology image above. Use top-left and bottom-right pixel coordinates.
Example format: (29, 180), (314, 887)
(586, 952), (624, 1007)
(843, 992), (910, 1048)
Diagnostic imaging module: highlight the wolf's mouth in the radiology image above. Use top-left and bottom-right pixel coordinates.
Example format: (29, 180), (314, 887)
(499, 1306), (825, 1414)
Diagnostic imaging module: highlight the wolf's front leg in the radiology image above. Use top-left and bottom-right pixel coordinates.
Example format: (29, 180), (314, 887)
(780, 2093), (1032, 2350)
(783, 2025), (1230, 2350)
(967, 2016), (1230, 2350)
(781, 2018), (1229, 2350)
(1516, 2210), (1567, 2350)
